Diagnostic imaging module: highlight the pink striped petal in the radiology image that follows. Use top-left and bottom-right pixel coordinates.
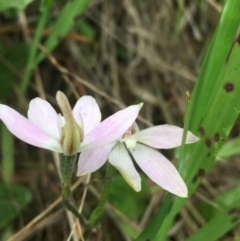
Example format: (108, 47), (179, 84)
(80, 103), (143, 151)
(109, 143), (141, 192)
(135, 125), (199, 149)
(73, 96), (101, 135)
(0, 104), (62, 152)
(28, 98), (60, 140)
(77, 142), (116, 176)
(130, 143), (188, 197)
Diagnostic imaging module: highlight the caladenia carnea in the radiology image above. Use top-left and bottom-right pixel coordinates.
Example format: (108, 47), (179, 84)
(0, 91), (143, 224)
(78, 122), (199, 198)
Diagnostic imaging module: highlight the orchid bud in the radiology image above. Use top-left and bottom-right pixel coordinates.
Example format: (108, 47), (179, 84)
(56, 91), (83, 155)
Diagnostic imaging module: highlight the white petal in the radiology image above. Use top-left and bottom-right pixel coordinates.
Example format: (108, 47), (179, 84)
(0, 104), (62, 152)
(73, 96), (101, 135)
(109, 143), (141, 192)
(28, 98), (60, 140)
(135, 125), (199, 149)
(130, 143), (188, 197)
(80, 103), (143, 151)
(77, 142), (116, 176)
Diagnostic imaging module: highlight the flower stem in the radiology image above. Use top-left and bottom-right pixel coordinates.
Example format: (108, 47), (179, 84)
(59, 154), (87, 226)
(59, 154), (76, 199)
(62, 198), (87, 225)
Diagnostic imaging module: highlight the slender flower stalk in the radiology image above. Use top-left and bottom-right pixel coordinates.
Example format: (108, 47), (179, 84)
(59, 154), (77, 199)
(78, 123), (199, 197)
(59, 153), (87, 225)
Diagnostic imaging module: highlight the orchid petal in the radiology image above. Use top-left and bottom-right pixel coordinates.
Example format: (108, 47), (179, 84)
(109, 143), (141, 192)
(0, 104), (62, 152)
(80, 103), (143, 151)
(77, 142), (116, 176)
(73, 96), (101, 135)
(130, 143), (188, 197)
(135, 125), (199, 149)
(28, 98), (60, 140)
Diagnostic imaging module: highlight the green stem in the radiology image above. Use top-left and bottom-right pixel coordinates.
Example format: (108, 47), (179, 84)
(59, 154), (76, 199)
(62, 199), (87, 226)
(59, 154), (87, 226)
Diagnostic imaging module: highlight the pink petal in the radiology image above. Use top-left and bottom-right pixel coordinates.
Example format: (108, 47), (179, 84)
(28, 98), (60, 140)
(80, 103), (143, 151)
(130, 143), (188, 197)
(0, 104), (62, 152)
(109, 143), (141, 192)
(73, 96), (101, 136)
(77, 142), (116, 176)
(135, 125), (199, 149)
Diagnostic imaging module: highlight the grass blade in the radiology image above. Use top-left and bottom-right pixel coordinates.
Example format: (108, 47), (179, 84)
(189, 0), (240, 132)
(154, 41), (240, 241)
(36, 0), (91, 64)
(20, 0), (54, 94)
(185, 200), (240, 241)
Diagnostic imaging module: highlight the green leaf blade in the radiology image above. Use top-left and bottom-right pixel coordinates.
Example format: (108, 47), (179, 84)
(0, 0), (34, 11)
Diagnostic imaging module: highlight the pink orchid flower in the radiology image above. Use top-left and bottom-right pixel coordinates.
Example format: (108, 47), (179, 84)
(0, 91), (143, 156)
(77, 123), (199, 197)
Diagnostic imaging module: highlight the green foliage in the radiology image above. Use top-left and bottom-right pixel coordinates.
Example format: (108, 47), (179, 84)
(116, 46), (128, 60)
(197, 186), (240, 221)
(0, 0), (35, 11)
(218, 136), (240, 158)
(136, 0), (240, 240)
(78, 22), (96, 40)
(186, 199), (240, 241)
(2, 125), (14, 183)
(21, 0), (54, 94)
(109, 174), (150, 219)
(36, 0), (91, 64)
(88, 164), (115, 227)
(0, 43), (29, 100)
(153, 42), (240, 241)
(0, 182), (31, 228)
(21, 0), (92, 93)
(136, 93), (191, 241)
(189, 0), (240, 132)
(135, 193), (172, 241)
(108, 174), (150, 239)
